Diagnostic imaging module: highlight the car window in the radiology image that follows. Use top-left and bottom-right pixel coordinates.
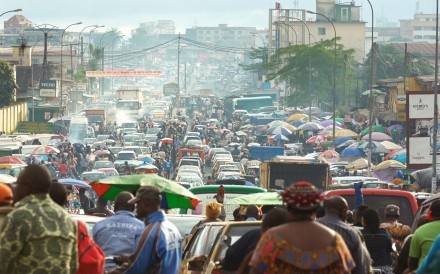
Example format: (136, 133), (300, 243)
(184, 225), (223, 259)
(116, 153), (135, 160)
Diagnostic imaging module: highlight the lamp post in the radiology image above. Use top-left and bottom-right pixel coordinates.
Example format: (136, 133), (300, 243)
(364, 0), (375, 176)
(31, 36), (51, 122)
(78, 25), (99, 67)
(60, 22), (82, 121)
(111, 35), (125, 93)
(432, 0), (439, 193)
(251, 32), (268, 85)
(99, 31), (112, 96)
(0, 8), (22, 18)
(273, 22), (297, 45)
(87, 25), (105, 61)
(307, 10), (337, 149)
(34, 24), (59, 80)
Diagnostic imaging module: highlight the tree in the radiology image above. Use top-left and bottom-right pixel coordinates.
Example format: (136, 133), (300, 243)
(240, 47), (268, 81)
(0, 61), (18, 108)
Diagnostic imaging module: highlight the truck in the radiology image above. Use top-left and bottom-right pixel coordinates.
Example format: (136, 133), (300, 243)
(197, 89), (213, 97)
(232, 96), (273, 112)
(259, 160), (330, 191)
(116, 87), (143, 120)
(249, 146), (284, 162)
(85, 109), (106, 126)
(69, 116), (90, 143)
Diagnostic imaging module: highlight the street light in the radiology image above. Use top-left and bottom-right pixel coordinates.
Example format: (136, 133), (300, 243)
(31, 36), (52, 122)
(306, 10), (337, 149)
(60, 22), (82, 120)
(273, 22), (297, 45)
(99, 31), (113, 96)
(432, 0), (439, 193)
(34, 24), (59, 80)
(111, 34), (125, 93)
(78, 25), (99, 67)
(0, 9), (22, 18)
(365, 0), (375, 176)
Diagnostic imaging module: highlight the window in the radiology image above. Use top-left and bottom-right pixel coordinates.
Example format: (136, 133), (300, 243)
(318, 27), (326, 35)
(19, 47), (24, 57)
(341, 8), (349, 21)
(414, 27), (422, 31)
(414, 35), (423, 39)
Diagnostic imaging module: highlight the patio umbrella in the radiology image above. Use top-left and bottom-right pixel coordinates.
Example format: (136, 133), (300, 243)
(327, 129), (358, 138)
(373, 160), (406, 171)
(0, 156), (25, 165)
(392, 153), (407, 164)
(286, 113), (309, 122)
(346, 158), (371, 170)
(270, 134), (289, 141)
(380, 140), (403, 151)
(357, 141), (389, 153)
(385, 149), (406, 159)
(91, 174), (201, 209)
(160, 138), (174, 144)
(227, 192), (282, 205)
(31, 145), (60, 155)
(298, 122), (323, 131)
(0, 174), (16, 184)
(318, 150), (340, 159)
(59, 178), (91, 188)
(235, 131), (248, 136)
(306, 135), (327, 145)
(334, 137), (353, 146)
(362, 132), (393, 141)
(320, 120), (342, 127)
(267, 126), (292, 136)
(340, 147), (366, 158)
(290, 121), (304, 127)
(360, 125), (386, 135)
(387, 124), (404, 134)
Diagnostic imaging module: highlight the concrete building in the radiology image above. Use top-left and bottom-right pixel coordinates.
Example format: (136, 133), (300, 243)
(3, 15), (32, 34)
(138, 20), (176, 35)
(185, 24), (256, 48)
(268, 0), (366, 62)
(399, 13), (437, 43)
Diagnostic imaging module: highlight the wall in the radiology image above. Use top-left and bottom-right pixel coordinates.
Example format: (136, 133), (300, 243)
(0, 102), (28, 134)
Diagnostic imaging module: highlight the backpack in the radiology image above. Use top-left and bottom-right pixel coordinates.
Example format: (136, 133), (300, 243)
(76, 220), (105, 274)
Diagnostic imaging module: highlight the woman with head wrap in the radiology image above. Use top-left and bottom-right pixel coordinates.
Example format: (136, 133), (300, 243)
(190, 201), (223, 234)
(249, 181), (355, 274)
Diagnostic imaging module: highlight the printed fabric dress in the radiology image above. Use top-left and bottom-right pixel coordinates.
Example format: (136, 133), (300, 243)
(249, 230), (355, 274)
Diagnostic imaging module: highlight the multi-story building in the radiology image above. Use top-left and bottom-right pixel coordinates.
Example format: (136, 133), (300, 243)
(400, 13), (437, 43)
(186, 24), (256, 48)
(268, 0), (366, 62)
(3, 15), (32, 34)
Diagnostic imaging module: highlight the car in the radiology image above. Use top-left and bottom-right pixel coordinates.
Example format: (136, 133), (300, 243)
(96, 134), (110, 141)
(92, 160), (115, 170)
(70, 214), (105, 235)
(114, 151), (144, 172)
(97, 167), (119, 177)
(178, 176), (204, 187)
(84, 138), (98, 145)
(180, 221), (261, 273)
(108, 146), (123, 155)
(178, 158), (203, 170)
(177, 166), (203, 178)
(81, 171), (106, 183)
(122, 134), (142, 146)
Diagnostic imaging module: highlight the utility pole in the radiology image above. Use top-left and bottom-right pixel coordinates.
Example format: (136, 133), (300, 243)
(80, 36), (84, 67)
(184, 62), (187, 94)
(177, 33), (181, 93)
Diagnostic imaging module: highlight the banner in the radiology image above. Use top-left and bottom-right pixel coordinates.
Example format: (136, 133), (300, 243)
(85, 70), (161, 78)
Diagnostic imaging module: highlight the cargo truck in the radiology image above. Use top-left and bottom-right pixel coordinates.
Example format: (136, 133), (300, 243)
(116, 87), (143, 120)
(85, 109), (106, 125)
(259, 160), (330, 191)
(249, 146), (284, 162)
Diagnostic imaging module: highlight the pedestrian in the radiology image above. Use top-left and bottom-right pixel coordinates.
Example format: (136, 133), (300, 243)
(380, 204), (411, 253)
(0, 165), (77, 274)
(93, 192), (145, 271)
(108, 186), (182, 274)
(318, 196), (372, 274)
(249, 181), (355, 273)
(242, 205), (259, 221)
(87, 198), (114, 217)
(406, 200), (440, 272)
(361, 208), (394, 274)
(162, 157), (172, 179)
(191, 201), (223, 233)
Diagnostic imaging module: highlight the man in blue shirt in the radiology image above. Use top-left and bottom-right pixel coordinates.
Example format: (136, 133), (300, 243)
(121, 186), (182, 274)
(92, 192), (144, 271)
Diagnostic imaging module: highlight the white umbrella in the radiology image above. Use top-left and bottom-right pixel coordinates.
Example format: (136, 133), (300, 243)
(298, 122), (324, 131)
(381, 140), (403, 150)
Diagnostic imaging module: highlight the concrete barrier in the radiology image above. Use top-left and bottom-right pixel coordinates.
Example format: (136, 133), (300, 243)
(0, 102), (28, 134)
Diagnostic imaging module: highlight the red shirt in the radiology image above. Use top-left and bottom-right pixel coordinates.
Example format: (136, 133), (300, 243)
(59, 163), (67, 174)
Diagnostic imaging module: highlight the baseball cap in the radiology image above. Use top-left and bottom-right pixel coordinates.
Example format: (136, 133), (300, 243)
(0, 183), (13, 205)
(384, 204), (400, 216)
(128, 186), (161, 204)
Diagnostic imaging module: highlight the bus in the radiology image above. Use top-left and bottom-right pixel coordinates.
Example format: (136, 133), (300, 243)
(116, 100), (143, 120)
(69, 117), (89, 143)
(232, 96), (273, 112)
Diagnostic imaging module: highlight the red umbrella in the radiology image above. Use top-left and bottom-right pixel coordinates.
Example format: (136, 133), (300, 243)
(31, 145), (60, 155)
(385, 149), (406, 160)
(318, 150), (340, 159)
(0, 156), (25, 165)
(160, 138), (174, 144)
(306, 135), (327, 145)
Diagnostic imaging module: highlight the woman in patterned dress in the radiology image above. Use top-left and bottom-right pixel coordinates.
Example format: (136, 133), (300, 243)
(249, 181), (355, 274)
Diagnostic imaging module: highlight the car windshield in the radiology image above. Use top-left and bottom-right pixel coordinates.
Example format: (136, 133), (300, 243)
(215, 225), (261, 262)
(185, 225), (223, 259)
(117, 153), (135, 160)
(82, 173), (105, 182)
(93, 162), (113, 168)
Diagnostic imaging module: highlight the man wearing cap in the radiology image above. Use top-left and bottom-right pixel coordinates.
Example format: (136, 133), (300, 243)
(380, 204), (404, 228)
(0, 165), (77, 274)
(380, 204), (411, 254)
(112, 186), (182, 274)
(0, 183), (14, 228)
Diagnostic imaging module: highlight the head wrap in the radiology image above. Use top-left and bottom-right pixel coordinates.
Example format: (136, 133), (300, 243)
(280, 181), (324, 210)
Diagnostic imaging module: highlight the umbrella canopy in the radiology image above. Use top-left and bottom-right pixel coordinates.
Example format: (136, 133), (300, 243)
(373, 160), (406, 171)
(387, 124), (404, 134)
(0, 156), (25, 165)
(31, 145), (60, 155)
(392, 153), (407, 164)
(326, 129), (358, 138)
(247, 160), (262, 167)
(380, 140), (403, 151)
(227, 192), (281, 205)
(411, 168), (438, 190)
(306, 135), (327, 145)
(318, 150), (340, 159)
(362, 132), (393, 141)
(335, 118), (345, 124)
(361, 89), (387, 96)
(267, 126), (292, 136)
(91, 174), (201, 209)
(340, 147), (366, 158)
(357, 141), (389, 154)
(160, 138), (174, 144)
(320, 120), (342, 127)
(336, 139), (357, 149)
(235, 131), (248, 136)
(346, 158), (371, 170)
(267, 120), (286, 128)
(286, 113), (309, 122)
(59, 178), (91, 188)
(360, 125), (386, 135)
(270, 134), (289, 141)
(385, 149), (406, 159)
(290, 121), (304, 127)
(0, 174), (16, 184)
(139, 156), (155, 164)
(334, 137), (353, 146)
(297, 122), (324, 131)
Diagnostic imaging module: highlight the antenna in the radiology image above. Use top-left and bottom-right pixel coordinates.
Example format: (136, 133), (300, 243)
(292, 0), (298, 9)
(415, 0), (420, 14)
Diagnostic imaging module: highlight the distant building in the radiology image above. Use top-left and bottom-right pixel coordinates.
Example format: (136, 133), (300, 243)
(400, 13), (437, 43)
(3, 15), (32, 34)
(138, 20), (176, 35)
(185, 24), (256, 48)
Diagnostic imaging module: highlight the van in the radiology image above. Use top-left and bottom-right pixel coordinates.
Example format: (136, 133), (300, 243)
(325, 189), (418, 226)
(331, 176), (379, 185)
(182, 185), (266, 221)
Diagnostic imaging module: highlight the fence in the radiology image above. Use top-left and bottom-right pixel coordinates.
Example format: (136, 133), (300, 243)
(0, 102), (28, 134)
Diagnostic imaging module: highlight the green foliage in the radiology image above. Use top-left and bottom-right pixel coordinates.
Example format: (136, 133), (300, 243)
(0, 61), (18, 108)
(130, 27), (150, 49)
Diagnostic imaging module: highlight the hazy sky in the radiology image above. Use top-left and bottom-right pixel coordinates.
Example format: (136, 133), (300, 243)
(1, 0), (437, 36)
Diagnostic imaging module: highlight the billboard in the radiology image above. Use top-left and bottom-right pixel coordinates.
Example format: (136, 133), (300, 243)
(39, 80), (58, 97)
(85, 70), (161, 78)
(406, 91), (440, 169)
(163, 83), (179, 96)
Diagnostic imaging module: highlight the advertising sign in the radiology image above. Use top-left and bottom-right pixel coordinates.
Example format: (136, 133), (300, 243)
(39, 80), (57, 98)
(163, 83), (179, 96)
(86, 70), (161, 78)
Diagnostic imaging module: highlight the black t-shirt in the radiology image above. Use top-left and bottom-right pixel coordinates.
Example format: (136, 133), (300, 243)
(222, 229), (261, 271)
(361, 227), (393, 267)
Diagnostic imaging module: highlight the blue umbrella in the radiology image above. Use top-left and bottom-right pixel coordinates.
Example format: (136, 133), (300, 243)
(267, 126), (292, 136)
(340, 147), (366, 157)
(140, 156), (155, 164)
(290, 121), (304, 127)
(271, 134), (289, 141)
(354, 182), (364, 210)
(392, 153), (407, 164)
(334, 137), (352, 146)
(59, 178), (91, 188)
